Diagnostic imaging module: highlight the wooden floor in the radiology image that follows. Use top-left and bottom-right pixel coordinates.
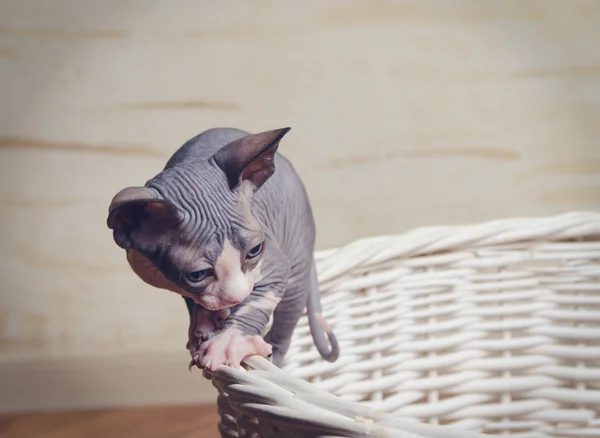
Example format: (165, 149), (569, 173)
(0, 404), (221, 438)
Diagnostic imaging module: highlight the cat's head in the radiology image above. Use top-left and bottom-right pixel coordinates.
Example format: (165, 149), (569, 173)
(106, 128), (290, 310)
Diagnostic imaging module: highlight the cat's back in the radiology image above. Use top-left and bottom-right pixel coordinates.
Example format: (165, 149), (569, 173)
(163, 127), (300, 191)
(164, 127), (250, 169)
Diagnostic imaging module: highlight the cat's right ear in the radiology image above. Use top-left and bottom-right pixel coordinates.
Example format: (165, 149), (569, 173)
(211, 127), (291, 192)
(107, 186), (181, 249)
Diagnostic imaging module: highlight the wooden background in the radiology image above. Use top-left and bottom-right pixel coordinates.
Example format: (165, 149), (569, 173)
(1, 0), (599, 411)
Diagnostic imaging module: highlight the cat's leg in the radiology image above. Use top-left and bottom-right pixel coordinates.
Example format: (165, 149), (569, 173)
(263, 273), (307, 367)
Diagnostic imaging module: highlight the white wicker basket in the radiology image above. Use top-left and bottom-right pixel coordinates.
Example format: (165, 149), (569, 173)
(205, 211), (600, 438)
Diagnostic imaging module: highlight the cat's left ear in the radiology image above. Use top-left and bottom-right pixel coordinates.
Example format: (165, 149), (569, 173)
(211, 127), (291, 191)
(107, 186), (181, 250)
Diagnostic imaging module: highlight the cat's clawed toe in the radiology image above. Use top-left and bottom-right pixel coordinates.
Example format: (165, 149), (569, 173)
(198, 327), (272, 371)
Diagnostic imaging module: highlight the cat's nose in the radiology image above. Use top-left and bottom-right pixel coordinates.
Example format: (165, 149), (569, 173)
(224, 273), (253, 304)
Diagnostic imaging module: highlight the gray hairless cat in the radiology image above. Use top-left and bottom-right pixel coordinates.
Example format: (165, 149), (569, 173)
(106, 127), (339, 370)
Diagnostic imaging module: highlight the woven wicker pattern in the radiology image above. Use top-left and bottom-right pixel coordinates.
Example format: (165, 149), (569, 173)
(209, 211), (600, 438)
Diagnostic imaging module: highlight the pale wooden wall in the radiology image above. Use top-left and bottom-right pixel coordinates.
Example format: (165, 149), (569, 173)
(1, 0), (599, 411)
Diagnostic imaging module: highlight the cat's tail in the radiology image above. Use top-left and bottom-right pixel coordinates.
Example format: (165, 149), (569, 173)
(306, 261), (340, 362)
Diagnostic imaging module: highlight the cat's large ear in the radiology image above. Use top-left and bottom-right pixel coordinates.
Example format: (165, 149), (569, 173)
(211, 127), (291, 191)
(107, 186), (181, 250)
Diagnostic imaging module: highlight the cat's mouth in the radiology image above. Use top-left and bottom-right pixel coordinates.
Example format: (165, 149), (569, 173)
(194, 276), (254, 311)
(198, 295), (243, 311)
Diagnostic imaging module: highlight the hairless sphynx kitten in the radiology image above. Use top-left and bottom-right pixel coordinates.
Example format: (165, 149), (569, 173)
(106, 127), (339, 370)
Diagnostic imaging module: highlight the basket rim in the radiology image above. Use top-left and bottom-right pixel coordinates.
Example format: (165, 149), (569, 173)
(314, 210), (600, 284)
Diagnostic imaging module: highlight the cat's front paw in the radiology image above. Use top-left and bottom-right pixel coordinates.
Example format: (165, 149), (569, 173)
(187, 307), (220, 370)
(198, 328), (272, 371)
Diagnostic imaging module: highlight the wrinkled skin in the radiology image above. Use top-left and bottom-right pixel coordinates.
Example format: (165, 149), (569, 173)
(107, 127), (339, 370)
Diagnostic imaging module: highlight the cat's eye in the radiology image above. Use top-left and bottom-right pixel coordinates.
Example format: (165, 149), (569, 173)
(185, 269), (211, 284)
(246, 242), (264, 259)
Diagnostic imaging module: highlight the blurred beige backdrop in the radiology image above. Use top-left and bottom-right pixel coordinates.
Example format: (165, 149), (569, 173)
(1, 0), (599, 411)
